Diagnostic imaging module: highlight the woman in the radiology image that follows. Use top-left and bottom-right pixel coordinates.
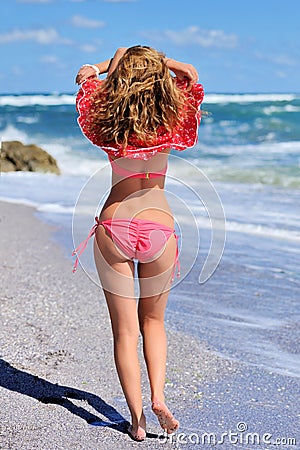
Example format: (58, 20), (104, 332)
(74, 46), (204, 441)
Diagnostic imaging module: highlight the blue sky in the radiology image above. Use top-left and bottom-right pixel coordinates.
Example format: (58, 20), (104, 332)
(1, 0), (300, 93)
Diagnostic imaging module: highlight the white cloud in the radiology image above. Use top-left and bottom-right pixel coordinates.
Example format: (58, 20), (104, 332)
(17, 0), (52, 3)
(0, 28), (72, 45)
(40, 55), (65, 69)
(255, 51), (297, 67)
(79, 44), (99, 53)
(71, 15), (105, 28)
(18, 0), (136, 3)
(276, 71), (287, 79)
(103, 0), (137, 2)
(12, 66), (23, 76)
(17, 0), (136, 2)
(40, 55), (59, 64)
(271, 55), (297, 66)
(143, 26), (238, 49)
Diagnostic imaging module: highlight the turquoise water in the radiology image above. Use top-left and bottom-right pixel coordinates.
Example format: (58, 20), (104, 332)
(1, 91), (300, 187)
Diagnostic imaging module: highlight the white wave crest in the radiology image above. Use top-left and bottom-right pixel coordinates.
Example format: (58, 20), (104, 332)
(0, 124), (29, 142)
(1, 92), (298, 107)
(263, 105), (300, 115)
(0, 93), (76, 107)
(204, 93), (298, 104)
(224, 219), (300, 242)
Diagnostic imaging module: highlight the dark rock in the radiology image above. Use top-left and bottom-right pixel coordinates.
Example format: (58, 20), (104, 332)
(1, 141), (60, 175)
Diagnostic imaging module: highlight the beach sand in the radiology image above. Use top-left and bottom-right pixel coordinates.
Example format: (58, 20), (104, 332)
(0, 201), (237, 449)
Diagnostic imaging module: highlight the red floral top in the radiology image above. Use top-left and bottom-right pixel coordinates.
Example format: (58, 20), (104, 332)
(76, 77), (204, 160)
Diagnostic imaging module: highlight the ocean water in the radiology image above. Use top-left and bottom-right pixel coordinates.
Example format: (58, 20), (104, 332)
(1, 91), (299, 378)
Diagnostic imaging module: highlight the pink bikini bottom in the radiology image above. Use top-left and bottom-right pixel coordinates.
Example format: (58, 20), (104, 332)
(72, 217), (180, 281)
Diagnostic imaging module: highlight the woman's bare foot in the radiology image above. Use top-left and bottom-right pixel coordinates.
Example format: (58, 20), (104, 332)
(152, 400), (179, 434)
(127, 413), (146, 441)
(128, 425), (146, 441)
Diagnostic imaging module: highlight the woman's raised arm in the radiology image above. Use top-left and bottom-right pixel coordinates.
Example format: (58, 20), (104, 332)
(107, 47), (128, 75)
(165, 58), (199, 88)
(75, 47), (128, 85)
(75, 58), (111, 84)
(75, 47), (199, 88)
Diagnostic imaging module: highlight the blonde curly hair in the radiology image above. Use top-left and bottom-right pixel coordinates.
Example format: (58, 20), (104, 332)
(88, 46), (186, 150)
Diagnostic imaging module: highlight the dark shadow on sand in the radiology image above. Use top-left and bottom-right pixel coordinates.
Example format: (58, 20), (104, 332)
(0, 358), (129, 433)
(1, 359), (161, 440)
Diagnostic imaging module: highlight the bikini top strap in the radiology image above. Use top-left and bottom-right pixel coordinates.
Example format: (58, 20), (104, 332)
(109, 157), (167, 179)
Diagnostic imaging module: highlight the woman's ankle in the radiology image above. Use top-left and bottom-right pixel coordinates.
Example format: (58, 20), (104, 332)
(151, 394), (165, 405)
(131, 410), (146, 429)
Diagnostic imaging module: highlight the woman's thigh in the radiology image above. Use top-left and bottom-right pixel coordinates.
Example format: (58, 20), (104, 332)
(94, 224), (135, 298)
(137, 234), (177, 299)
(94, 225), (140, 337)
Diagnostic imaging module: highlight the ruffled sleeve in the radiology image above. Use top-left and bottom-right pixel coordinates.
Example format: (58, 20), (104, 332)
(76, 78), (104, 146)
(169, 78), (205, 151)
(76, 77), (204, 160)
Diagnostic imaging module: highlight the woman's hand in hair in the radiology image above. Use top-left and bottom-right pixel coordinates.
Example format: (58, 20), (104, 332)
(165, 59), (199, 89)
(75, 59), (112, 85)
